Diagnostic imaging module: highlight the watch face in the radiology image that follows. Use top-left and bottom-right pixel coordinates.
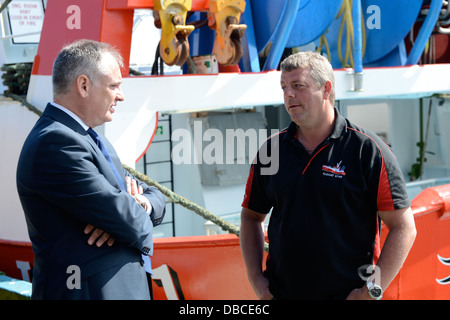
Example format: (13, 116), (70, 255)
(370, 286), (382, 297)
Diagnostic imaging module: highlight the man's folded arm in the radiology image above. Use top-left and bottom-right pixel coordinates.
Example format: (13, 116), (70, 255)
(32, 132), (155, 250)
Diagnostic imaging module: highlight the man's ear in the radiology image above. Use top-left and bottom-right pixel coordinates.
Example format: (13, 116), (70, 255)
(76, 75), (90, 98)
(323, 81), (332, 100)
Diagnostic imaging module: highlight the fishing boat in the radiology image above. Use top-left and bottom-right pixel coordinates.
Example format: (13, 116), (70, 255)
(1, 0), (450, 300)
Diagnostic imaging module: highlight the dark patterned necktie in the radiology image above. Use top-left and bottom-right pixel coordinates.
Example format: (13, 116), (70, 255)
(87, 128), (125, 191)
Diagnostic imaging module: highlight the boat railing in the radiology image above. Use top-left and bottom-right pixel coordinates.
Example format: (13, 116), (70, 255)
(406, 177), (450, 200)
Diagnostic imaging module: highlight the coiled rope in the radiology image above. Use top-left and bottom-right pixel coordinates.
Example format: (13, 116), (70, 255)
(336, 0), (366, 68)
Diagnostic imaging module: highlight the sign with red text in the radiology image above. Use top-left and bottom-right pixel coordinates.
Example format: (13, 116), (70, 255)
(7, 0), (44, 43)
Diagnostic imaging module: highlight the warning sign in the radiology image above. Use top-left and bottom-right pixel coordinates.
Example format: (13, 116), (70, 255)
(7, 0), (44, 44)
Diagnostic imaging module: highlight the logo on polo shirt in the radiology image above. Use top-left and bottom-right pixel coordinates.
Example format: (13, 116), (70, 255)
(322, 161), (346, 178)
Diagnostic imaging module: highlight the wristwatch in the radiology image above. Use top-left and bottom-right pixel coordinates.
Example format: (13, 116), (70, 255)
(366, 281), (383, 300)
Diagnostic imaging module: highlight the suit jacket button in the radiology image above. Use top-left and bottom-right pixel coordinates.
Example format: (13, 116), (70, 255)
(140, 259), (145, 267)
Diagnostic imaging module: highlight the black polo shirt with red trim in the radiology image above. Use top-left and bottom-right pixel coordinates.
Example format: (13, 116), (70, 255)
(242, 109), (410, 300)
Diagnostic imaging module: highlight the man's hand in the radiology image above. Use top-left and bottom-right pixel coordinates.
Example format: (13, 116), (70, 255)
(84, 224), (115, 247)
(253, 274), (274, 300)
(240, 207), (273, 300)
(85, 178), (151, 247)
(126, 176), (152, 213)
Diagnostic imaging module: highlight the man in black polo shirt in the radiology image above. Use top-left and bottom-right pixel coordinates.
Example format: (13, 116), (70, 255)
(240, 51), (417, 300)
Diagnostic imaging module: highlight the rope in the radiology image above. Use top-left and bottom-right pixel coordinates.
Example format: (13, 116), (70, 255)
(335, 0), (366, 68)
(4, 91), (41, 115)
(1, 63), (32, 95)
(337, 0), (354, 68)
(0, 0), (13, 13)
(316, 34), (331, 61)
(123, 164), (241, 237)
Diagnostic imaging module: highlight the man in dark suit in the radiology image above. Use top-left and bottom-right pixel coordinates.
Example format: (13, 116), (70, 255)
(16, 39), (166, 299)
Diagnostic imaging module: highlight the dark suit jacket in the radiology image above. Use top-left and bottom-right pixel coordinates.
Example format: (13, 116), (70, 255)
(16, 103), (166, 299)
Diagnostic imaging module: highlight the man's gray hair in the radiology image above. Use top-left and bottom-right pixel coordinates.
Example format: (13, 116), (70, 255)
(52, 39), (124, 97)
(280, 51), (335, 105)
